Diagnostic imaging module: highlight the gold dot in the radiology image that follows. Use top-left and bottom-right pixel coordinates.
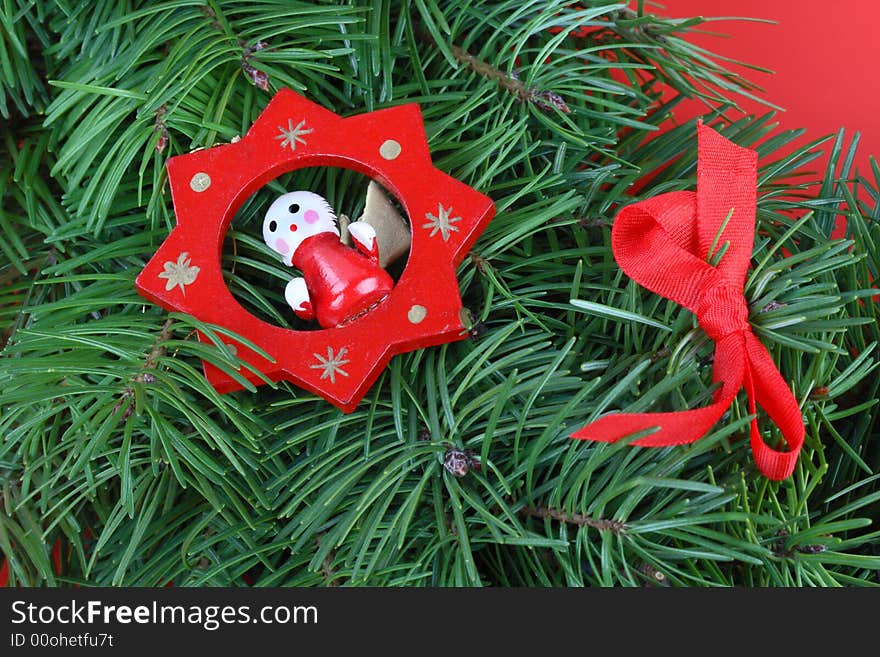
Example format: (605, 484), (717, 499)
(407, 304), (427, 324)
(190, 172), (211, 192)
(225, 343), (238, 357)
(379, 139), (401, 160)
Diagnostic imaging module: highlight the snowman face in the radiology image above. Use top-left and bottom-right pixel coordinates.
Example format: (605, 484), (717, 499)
(263, 190), (340, 266)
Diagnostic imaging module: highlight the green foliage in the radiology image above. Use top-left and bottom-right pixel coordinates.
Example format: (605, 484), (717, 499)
(0, 0), (51, 118)
(1, 0), (878, 587)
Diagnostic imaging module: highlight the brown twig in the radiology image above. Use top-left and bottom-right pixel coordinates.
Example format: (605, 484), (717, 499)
(760, 300), (786, 313)
(523, 505), (626, 534)
(316, 535), (343, 586)
(449, 44), (528, 99)
(450, 45), (570, 114)
(154, 104), (169, 153)
(772, 529), (827, 558)
(198, 5), (223, 32)
(415, 27), (569, 114)
(199, 5), (269, 90)
(114, 318), (173, 417)
(143, 318), (173, 370)
(650, 345), (671, 363)
(577, 216), (609, 229)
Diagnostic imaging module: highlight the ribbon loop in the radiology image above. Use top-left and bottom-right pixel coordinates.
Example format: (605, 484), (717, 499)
(571, 122), (805, 481)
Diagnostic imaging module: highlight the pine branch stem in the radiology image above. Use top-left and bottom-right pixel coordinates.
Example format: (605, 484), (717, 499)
(416, 29), (569, 113)
(198, 5), (269, 90)
(316, 535), (342, 586)
(113, 319), (171, 417)
(448, 44), (528, 101)
(523, 506), (626, 534)
(142, 319), (173, 372)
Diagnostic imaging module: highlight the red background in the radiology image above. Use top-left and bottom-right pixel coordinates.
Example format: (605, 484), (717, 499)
(2, 0), (876, 590)
(662, 0), (879, 183)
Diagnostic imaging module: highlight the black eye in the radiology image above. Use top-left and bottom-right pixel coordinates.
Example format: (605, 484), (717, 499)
(268, 220), (277, 232)
(288, 203), (300, 214)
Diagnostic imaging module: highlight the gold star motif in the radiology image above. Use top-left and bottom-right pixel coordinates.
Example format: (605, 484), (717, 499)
(310, 347), (350, 384)
(158, 252), (199, 294)
(275, 118), (313, 151)
(423, 203), (461, 241)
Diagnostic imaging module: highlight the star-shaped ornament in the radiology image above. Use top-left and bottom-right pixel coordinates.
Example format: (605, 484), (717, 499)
(136, 89), (495, 412)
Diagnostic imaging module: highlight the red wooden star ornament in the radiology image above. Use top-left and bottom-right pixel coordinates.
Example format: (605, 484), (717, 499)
(136, 89), (495, 412)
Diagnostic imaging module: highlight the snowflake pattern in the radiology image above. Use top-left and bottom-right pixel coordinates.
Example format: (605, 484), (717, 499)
(310, 347), (350, 384)
(422, 203), (462, 241)
(158, 252), (200, 294)
(275, 118), (313, 151)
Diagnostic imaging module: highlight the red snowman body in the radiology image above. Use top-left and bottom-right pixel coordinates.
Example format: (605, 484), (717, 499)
(292, 232), (394, 327)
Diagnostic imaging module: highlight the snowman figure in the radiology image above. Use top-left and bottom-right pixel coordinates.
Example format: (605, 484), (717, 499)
(262, 190), (394, 328)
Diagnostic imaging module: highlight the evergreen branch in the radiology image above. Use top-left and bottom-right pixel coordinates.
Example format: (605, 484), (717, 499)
(446, 41), (571, 114)
(143, 319), (174, 371)
(523, 506), (626, 534)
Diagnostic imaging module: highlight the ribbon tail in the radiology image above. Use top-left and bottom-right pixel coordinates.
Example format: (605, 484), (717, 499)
(573, 334), (805, 479)
(570, 401), (734, 447)
(572, 336), (746, 448)
(742, 334), (805, 480)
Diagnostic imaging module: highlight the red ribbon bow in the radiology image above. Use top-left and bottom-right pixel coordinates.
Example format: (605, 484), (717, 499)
(571, 123), (804, 481)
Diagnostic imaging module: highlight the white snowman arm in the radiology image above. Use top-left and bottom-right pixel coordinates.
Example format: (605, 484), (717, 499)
(284, 277), (314, 321)
(347, 221), (379, 264)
